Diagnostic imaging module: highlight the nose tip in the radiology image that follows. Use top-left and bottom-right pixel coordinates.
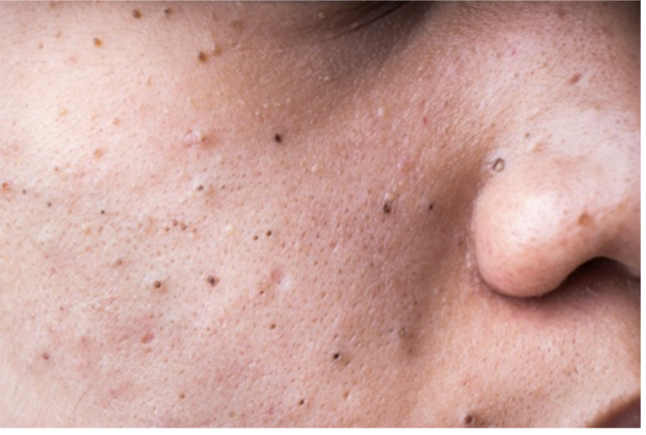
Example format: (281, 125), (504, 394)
(472, 119), (640, 298)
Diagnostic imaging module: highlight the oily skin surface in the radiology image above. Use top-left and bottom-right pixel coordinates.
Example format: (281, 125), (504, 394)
(0, 1), (639, 427)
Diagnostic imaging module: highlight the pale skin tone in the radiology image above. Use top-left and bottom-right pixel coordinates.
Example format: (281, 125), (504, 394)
(0, 1), (640, 427)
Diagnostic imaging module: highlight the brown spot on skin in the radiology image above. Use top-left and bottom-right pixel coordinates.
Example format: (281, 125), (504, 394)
(2, 182), (10, 192)
(274, 133), (282, 143)
(163, 7), (172, 16)
(207, 275), (219, 287)
(93, 148), (104, 159)
(114, 258), (123, 267)
(383, 202), (392, 214)
(132, 9), (142, 19)
(524, 132), (531, 139)
(492, 158), (505, 172)
(58, 108), (68, 117)
(299, 399), (305, 406)
(333, 352), (340, 360)
(47, 202), (52, 208)
(568, 73), (582, 85)
(197, 51), (207, 62)
(153, 280), (162, 289)
(269, 323), (277, 330)
(101, 210), (105, 215)
(42, 352), (50, 361)
(112, 117), (120, 126)
(141, 332), (154, 344)
(38, 42), (44, 49)
(465, 414), (474, 425)
(266, 230), (272, 237)
(196, 185), (204, 191)
(93, 37), (102, 47)
(212, 44), (222, 56)
(578, 212), (592, 226)
(428, 203), (434, 211)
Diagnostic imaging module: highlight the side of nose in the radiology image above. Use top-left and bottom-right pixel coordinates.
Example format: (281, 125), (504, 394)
(472, 109), (640, 298)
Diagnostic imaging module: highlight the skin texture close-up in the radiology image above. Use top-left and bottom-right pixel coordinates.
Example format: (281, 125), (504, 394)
(0, 1), (640, 427)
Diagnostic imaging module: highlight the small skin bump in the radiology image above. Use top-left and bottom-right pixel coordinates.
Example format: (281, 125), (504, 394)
(568, 73), (582, 85)
(492, 158), (505, 172)
(383, 202), (392, 214)
(577, 212), (592, 226)
(333, 352), (340, 361)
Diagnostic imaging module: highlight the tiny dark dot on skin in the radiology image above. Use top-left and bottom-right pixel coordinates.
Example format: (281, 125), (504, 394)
(101, 210), (105, 215)
(333, 352), (340, 360)
(197, 51), (207, 62)
(153, 280), (162, 289)
(465, 414), (474, 425)
(93, 37), (102, 47)
(383, 202), (392, 214)
(132, 9), (142, 19)
(163, 7), (172, 16)
(428, 203), (434, 211)
(266, 230), (272, 237)
(299, 399), (305, 406)
(22, 190), (27, 194)
(274, 133), (282, 143)
(525, 132), (531, 138)
(269, 323), (277, 330)
(179, 393), (186, 400)
(47, 202), (52, 207)
(207, 275), (219, 286)
(42, 352), (50, 361)
(196, 184), (204, 191)
(253, 235), (259, 241)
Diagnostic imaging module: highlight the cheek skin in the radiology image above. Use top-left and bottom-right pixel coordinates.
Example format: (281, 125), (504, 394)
(0, 2), (639, 427)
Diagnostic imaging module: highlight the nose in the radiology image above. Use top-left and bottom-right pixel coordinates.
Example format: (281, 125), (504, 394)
(472, 108), (640, 298)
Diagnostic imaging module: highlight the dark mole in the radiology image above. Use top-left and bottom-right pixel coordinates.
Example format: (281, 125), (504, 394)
(299, 399), (305, 406)
(428, 203), (434, 211)
(101, 209), (105, 215)
(253, 235), (259, 241)
(132, 9), (142, 19)
(269, 323), (277, 330)
(197, 51), (207, 62)
(568, 73), (582, 85)
(163, 7), (172, 16)
(47, 202), (52, 207)
(383, 202), (392, 214)
(274, 133), (282, 143)
(266, 230), (272, 237)
(196, 184), (204, 191)
(333, 352), (340, 360)
(465, 414), (474, 425)
(207, 275), (219, 286)
(93, 37), (102, 47)
(153, 280), (162, 289)
(42, 352), (50, 361)
(179, 393), (186, 400)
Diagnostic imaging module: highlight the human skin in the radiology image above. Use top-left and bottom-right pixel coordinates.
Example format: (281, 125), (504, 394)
(0, 1), (639, 427)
